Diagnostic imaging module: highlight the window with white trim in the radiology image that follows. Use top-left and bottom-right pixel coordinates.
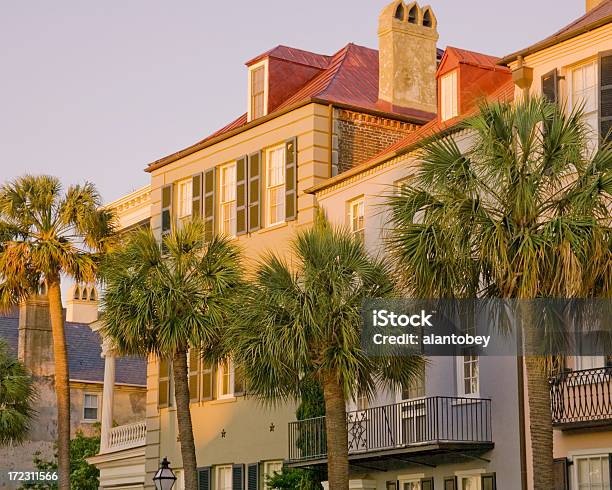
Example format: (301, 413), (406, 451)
(215, 465), (232, 490)
(220, 163), (237, 236)
(218, 361), (233, 399)
(266, 146), (285, 226)
(250, 65), (266, 120)
(83, 393), (99, 421)
(571, 61), (598, 146)
(402, 364), (425, 400)
(400, 480), (422, 490)
(349, 197), (365, 239)
(441, 70), (458, 121)
(575, 455), (610, 490)
(177, 179), (192, 221)
(263, 461), (283, 490)
(457, 350), (479, 396)
(459, 475), (481, 490)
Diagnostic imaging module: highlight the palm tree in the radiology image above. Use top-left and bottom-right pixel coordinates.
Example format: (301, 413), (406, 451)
(387, 98), (611, 490)
(228, 216), (423, 490)
(0, 175), (115, 489)
(0, 338), (36, 445)
(99, 221), (243, 490)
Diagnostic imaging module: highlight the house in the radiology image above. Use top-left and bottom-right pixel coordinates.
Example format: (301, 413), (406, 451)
(0, 287), (146, 489)
(306, 39), (517, 490)
(500, 1), (612, 489)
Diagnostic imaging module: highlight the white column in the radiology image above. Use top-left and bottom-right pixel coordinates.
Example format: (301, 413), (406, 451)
(100, 341), (116, 453)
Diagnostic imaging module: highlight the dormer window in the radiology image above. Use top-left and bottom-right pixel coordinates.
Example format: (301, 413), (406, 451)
(440, 70), (458, 121)
(249, 62), (267, 121)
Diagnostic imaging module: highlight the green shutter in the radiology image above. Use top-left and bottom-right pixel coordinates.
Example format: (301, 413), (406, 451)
(553, 459), (569, 490)
(443, 477), (457, 490)
(248, 151), (262, 233)
(203, 168), (216, 241)
(285, 137), (297, 221)
(201, 362), (215, 401)
(236, 156), (248, 235)
(247, 463), (259, 490)
(421, 477), (434, 490)
(161, 184), (173, 237)
(189, 348), (200, 402)
(198, 467), (211, 490)
(542, 69), (558, 103)
(599, 51), (612, 144)
(192, 173), (203, 219)
(232, 464), (244, 490)
(481, 473), (496, 490)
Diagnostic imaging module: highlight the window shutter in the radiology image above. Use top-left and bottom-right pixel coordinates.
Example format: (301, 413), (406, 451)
(236, 156), (248, 235)
(248, 151), (262, 232)
(232, 464), (244, 490)
(203, 168), (216, 241)
(553, 458), (569, 490)
(198, 467), (211, 490)
(542, 69), (558, 103)
(161, 184), (173, 237)
(285, 137), (297, 221)
(599, 51), (612, 144)
(201, 362), (215, 401)
(189, 348), (200, 402)
(158, 357), (170, 408)
(443, 476), (457, 490)
(247, 463), (259, 490)
(481, 473), (496, 490)
(234, 365), (246, 396)
(421, 477), (434, 490)
(192, 173), (203, 220)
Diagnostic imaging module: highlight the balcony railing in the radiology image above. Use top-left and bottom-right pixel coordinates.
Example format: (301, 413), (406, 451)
(107, 421), (147, 451)
(550, 367), (612, 428)
(288, 396), (492, 463)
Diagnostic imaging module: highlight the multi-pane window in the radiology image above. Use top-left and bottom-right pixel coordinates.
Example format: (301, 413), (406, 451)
(83, 394), (98, 421)
(401, 481), (421, 490)
(263, 461), (283, 490)
(266, 147), (285, 226)
(459, 351), (479, 396)
(218, 361), (233, 399)
(158, 358), (174, 408)
(215, 465), (232, 490)
(441, 70), (458, 121)
(356, 394), (369, 411)
(576, 455), (611, 490)
(220, 163), (237, 236)
(459, 476), (480, 490)
(402, 365), (425, 400)
(177, 179), (192, 222)
(349, 198), (365, 239)
(251, 66), (265, 120)
(572, 61), (598, 146)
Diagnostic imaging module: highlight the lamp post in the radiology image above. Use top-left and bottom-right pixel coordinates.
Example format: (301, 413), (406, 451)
(153, 457), (177, 490)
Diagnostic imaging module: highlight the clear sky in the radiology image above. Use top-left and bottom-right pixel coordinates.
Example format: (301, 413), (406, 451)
(1, 0), (583, 204)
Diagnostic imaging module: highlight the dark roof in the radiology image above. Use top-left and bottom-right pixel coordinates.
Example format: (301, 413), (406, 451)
(146, 43), (439, 172)
(500, 0), (612, 64)
(0, 313), (146, 386)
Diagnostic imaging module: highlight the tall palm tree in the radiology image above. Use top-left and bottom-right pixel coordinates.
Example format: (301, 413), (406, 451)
(0, 338), (36, 445)
(100, 221), (243, 490)
(0, 175), (115, 489)
(387, 98), (611, 490)
(228, 216), (423, 490)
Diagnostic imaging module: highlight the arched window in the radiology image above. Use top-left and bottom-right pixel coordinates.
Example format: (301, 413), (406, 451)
(81, 288), (88, 300)
(74, 287), (80, 300)
(89, 289), (96, 301)
(423, 9), (433, 27)
(408, 5), (417, 23)
(394, 3), (405, 20)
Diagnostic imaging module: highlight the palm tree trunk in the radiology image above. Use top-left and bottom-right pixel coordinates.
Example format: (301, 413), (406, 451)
(321, 370), (349, 490)
(523, 299), (554, 490)
(47, 277), (71, 490)
(172, 349), (198, 490)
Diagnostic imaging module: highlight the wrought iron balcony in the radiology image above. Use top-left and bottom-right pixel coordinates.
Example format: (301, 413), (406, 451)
(550, 367), (612, 429)
(287, 396), (493, 467)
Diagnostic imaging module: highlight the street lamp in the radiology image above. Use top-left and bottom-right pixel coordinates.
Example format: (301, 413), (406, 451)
(153, 457), (177, 490)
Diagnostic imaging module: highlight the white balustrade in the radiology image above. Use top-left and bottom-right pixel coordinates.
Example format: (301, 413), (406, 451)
(107, 420), (147, 451)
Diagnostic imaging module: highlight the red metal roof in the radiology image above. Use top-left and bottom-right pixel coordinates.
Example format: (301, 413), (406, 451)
(440, 47), (511, 73)
(501, 0), (612, 64)
(245, 45), (332, 69)
(147, 43), (437, 171)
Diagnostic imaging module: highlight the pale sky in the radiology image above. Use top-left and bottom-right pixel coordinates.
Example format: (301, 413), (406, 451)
(1, 1), (583, 204)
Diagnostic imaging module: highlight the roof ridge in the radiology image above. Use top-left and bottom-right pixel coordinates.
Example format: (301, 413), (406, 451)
(553, 0), (610, 36)
(316, 43), (355, 99)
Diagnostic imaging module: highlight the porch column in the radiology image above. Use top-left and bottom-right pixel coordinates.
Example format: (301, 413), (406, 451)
(100, 339), (116, 453)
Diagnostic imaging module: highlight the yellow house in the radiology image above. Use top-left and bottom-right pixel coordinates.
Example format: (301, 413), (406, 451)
(501, 3), (612, 489)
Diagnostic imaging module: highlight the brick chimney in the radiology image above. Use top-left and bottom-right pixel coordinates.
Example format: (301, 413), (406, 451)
(378, 1), (439, 114)
(586, 0), (605, 11)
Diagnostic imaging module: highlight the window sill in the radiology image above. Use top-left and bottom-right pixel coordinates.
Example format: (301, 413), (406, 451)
(81, 419), (99, 424)
(209, 396), (237, 405)
(256, 221), (288, 235)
